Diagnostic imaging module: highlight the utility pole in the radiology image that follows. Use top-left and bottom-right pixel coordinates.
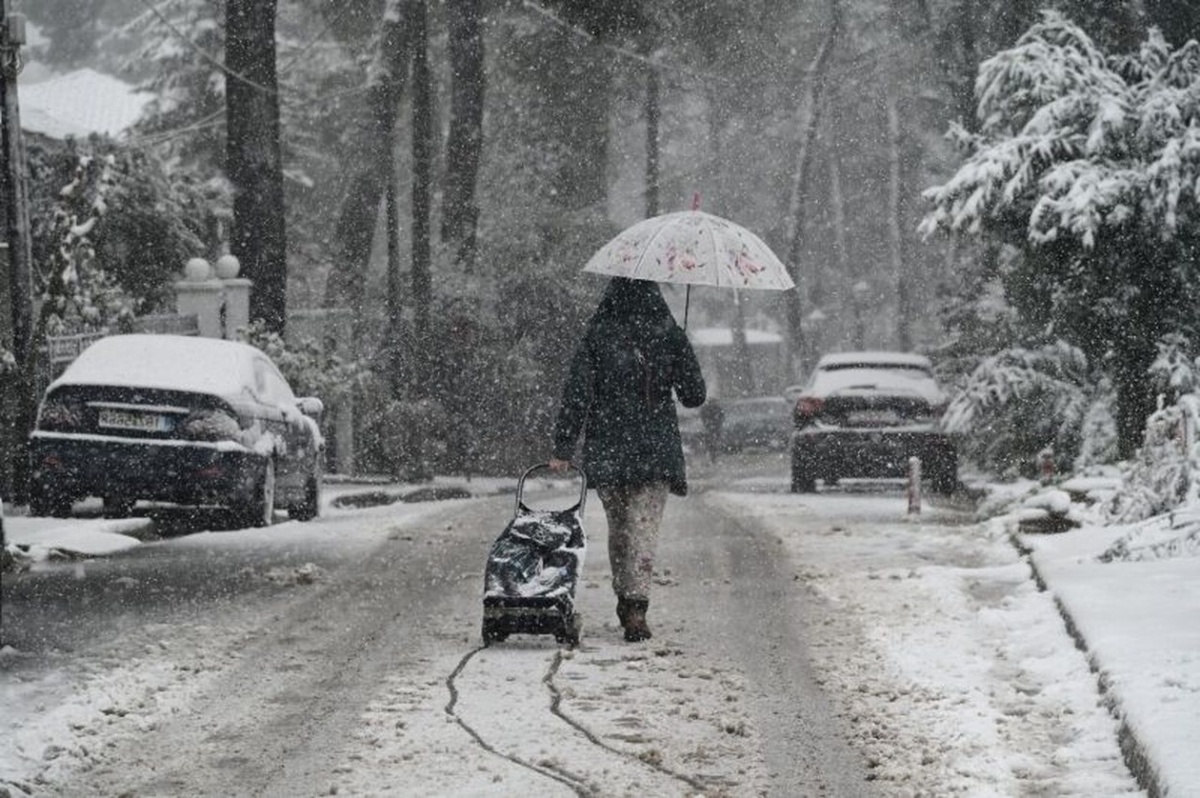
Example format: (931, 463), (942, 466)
(1, 4), (34, 503)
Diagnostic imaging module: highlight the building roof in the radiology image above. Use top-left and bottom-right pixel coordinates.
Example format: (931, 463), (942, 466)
(17, 68), (150, 141)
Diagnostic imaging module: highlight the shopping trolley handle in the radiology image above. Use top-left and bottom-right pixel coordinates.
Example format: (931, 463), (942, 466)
(516, 462), (587, 516)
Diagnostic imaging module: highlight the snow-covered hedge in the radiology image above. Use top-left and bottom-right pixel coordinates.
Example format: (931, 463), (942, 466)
(942, 340), (1116, 476)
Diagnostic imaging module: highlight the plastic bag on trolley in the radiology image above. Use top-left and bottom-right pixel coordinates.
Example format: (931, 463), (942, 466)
(483, 502), (586, 600)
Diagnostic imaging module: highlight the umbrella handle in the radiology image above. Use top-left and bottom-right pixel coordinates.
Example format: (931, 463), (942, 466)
(684, 284), (690, 330)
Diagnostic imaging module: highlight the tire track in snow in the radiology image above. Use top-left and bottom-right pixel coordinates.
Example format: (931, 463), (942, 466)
(444, 645), (591, 796)
(543, 650), (714, 794)
(447, 642), (719, 796)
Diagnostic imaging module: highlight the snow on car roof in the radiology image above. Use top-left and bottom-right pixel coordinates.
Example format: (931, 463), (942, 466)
(817, 351), (933, 370)
(51, 334), (262, 400)
(809, 353), (944, 402)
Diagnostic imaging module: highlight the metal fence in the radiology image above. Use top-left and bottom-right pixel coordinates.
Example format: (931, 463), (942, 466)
(36, 314), (200, 393)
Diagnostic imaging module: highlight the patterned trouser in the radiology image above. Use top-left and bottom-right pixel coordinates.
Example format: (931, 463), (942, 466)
(596, 482), (669, 601)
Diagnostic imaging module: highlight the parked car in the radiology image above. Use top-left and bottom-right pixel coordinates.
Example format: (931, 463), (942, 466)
(28, 334), (324, 525)
(720, 396), (792, 452)
(790, 351), (958, 493)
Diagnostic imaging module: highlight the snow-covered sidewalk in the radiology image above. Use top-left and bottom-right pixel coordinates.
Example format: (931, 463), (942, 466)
(716, 482), (1196, 797)
(1016, 515), (1200, 795)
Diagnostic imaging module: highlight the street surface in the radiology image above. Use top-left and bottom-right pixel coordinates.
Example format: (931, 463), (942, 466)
(1, 453), (1138, 796)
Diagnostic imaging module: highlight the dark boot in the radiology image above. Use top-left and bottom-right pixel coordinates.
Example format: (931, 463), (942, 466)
(616, 597), (632, 627)
(618, 598), (651, 642)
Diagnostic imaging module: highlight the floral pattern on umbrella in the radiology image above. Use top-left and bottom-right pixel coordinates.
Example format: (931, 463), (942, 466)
(583, 210), (794, 291)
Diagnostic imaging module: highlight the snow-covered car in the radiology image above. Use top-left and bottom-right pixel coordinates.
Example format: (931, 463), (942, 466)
(721, 396), (792, 452)
(28, 334), (324, 525)
(790, 351), (957, 493)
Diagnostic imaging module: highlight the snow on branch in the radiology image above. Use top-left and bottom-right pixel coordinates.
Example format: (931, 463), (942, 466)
(923, 11), (1200, 249)
(943, 341), (1090, 435)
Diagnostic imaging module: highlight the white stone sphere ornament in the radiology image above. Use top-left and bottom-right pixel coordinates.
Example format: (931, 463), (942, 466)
(184, 257), (212, 281)
(214, 254), (241, 279)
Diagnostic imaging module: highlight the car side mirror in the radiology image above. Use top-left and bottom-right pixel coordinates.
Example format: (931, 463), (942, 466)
(297, 397), (324, 418)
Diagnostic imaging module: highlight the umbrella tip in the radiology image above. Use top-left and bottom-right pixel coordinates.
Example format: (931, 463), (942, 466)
(691, 192), (702, 211)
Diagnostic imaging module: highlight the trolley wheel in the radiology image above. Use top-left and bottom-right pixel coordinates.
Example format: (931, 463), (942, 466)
(556, 613), (582, 648)
(482, 619), (508, 646)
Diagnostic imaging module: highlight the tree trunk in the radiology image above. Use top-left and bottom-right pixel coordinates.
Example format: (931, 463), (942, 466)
(411, 0), (432, 346)
(532, 26), (610, 213)
(226, 0), (287, 334)
(645, 63), (660, 218)
(886, 94), (911, 351)
(442, 0), (484, 273)
(783, 0), (840, 375)
(827, 146), (856, 348)
(385, 137), (403, 396)
(324, 0), (415, 322)
(1, 6), (36, 502)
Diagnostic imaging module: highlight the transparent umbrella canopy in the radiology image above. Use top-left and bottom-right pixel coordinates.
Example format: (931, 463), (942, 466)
(582, 208), (795, 326)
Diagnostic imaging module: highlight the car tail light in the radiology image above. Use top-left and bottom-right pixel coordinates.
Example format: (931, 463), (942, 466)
(38, 397), (84, 431)
(179, 409), (241, 442)
(795, 396), (824, 419)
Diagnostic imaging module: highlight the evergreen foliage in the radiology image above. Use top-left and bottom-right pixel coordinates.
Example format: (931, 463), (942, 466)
(27, 137), (229, 333)
(923, 12), (1200, 459)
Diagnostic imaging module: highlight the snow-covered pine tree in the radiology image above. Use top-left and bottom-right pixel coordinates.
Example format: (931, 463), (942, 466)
(922, 12), (1200, 459)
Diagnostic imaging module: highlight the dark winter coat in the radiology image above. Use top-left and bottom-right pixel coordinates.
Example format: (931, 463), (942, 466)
(552, 278), (706, 496)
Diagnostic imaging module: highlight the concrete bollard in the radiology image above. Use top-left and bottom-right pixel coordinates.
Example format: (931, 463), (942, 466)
(907, 456), (922, 515)
(1038, 446), (1055, 484)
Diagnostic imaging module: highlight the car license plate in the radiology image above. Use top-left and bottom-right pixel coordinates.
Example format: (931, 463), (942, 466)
(847, 409), (900, 426)
(98, 408), (170, 432)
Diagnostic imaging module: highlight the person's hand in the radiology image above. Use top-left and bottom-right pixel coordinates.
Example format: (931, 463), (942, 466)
(548, 458), (571, 473)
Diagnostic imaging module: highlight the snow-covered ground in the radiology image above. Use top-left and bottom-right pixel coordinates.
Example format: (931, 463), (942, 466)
(3, 475), (1197, 796)
(714, 479), (1196, 797)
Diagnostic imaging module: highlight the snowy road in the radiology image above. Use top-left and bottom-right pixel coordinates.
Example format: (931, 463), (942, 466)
(1, 456), (1141, 796)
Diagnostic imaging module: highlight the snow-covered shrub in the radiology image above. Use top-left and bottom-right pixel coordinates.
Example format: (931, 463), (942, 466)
(27, 137), (224, 337)
(1104, 338), (1200, 522)
(37, 152), (137, 336)
(943, 340), (1115, 477)
(1151, 334), (1198, 399)
(356, 396), (450, 482)
(1104, 395), (1199, 523)
(238, 320), (368, 406)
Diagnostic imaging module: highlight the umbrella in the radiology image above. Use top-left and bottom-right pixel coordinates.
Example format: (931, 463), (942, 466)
(582, 207), (795, 326)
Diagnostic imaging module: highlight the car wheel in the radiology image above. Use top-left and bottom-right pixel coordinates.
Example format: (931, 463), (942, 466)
(29, 485), (72, 518)
(791, 452), (816, 493)
(482, 619), (508, 646)
(927, 451), (959, 495)
(289, 472), (321, 522)
(238, 459), (276, 528)
(103, 496), (135, 518)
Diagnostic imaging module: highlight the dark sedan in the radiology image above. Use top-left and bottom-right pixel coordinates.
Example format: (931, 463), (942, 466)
(790, 352), (958, 493)
(721, 396), (793, 452)
(28, 334), (324, 526)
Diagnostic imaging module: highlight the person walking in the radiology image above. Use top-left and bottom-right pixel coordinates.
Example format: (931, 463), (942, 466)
(549, 278), (706, 642)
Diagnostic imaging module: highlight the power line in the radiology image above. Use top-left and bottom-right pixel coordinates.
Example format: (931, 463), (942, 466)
(136, 0), (279, 97)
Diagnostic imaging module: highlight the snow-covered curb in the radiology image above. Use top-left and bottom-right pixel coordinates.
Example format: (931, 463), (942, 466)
(1005, 513), (1199, 797)
(981, 471), (1200, 797)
